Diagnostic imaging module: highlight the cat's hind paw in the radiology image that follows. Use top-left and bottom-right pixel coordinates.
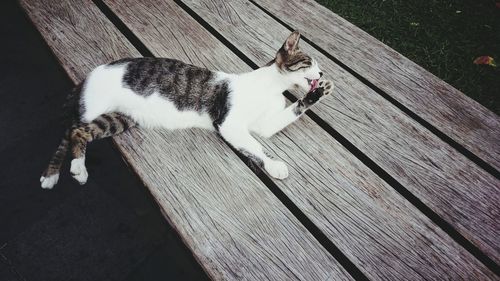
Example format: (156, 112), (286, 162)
(70, 158), (88, 185)
(40, 173), (59, 189)
(264, 159), (289, 180)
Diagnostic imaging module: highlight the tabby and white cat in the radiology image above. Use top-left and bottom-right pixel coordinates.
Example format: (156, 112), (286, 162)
(40, 31), (333, 189)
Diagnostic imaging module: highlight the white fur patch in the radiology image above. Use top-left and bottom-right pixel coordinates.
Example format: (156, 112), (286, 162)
(70, 158), (88, 185)
(40, 174), (59, 189)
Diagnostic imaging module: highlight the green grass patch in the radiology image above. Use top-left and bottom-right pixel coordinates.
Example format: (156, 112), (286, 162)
(316, 0), (500, 115)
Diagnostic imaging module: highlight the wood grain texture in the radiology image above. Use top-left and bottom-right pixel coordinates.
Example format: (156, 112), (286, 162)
(253, 0), (500, 171)
(103, 0), (498, 279)
(19, 1), (352, 280)
(181, 0), (500, 265)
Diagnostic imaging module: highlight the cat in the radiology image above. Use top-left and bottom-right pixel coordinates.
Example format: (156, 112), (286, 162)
(40, 30), (333, 189)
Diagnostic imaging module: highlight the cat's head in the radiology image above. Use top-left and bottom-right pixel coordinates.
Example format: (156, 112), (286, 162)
(274, 31), (323, 92)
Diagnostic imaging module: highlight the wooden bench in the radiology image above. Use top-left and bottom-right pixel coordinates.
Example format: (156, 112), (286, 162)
(21, 0), (499, 280)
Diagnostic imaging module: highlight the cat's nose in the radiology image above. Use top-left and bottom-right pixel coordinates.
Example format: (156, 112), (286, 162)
(319, 72), (323, 77)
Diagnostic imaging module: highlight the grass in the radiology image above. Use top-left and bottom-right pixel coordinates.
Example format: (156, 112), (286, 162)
(316, 0), (500, 115)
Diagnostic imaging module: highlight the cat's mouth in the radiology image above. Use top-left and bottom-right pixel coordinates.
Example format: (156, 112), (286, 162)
(306, 78), (319, 92)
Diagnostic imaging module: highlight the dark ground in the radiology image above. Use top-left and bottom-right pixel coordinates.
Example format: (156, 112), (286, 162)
(0, 1), (209, 280)
(318, 0), (500, 115)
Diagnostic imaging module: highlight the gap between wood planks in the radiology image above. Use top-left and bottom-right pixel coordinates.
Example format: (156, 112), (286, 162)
(249, 0), (500, 180)
(93, 0), (499, 277)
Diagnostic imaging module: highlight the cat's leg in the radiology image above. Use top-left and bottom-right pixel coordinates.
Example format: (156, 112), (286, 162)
(70, 112), (136, 184)
(40, 129), (71, 189)
(256, 79), (333, 138)
(219, 122), (288, 179)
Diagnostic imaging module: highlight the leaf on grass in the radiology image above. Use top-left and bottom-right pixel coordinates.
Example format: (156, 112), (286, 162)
(473, 56), (497, 67)
(410, 22), (419, 26)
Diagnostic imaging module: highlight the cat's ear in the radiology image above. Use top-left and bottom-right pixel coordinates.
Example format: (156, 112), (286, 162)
(283, 30), (301, 54)
(275, 30), (301, 68)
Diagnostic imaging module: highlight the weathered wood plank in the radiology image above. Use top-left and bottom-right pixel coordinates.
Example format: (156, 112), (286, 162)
(253, 0), (500, 171)
(19, 1), (353, 280)
(181, 0), (500, 265)
(104, 0), (498, 279)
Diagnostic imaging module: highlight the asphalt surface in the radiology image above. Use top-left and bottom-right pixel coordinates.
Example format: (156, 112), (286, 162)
(0, 1), (209, 280)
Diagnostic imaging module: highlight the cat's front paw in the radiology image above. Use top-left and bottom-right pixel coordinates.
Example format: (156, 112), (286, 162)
(303, 79), (334, 107)
(70, 158), (88, 185)
(264, 159), (289, 180)
(318, 79), (334, 96)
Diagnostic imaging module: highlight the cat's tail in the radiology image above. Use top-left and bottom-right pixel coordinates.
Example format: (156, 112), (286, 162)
(40, 129), (71, 189)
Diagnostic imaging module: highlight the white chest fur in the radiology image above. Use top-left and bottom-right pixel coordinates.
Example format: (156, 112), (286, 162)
(224, 67), (288, 129)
